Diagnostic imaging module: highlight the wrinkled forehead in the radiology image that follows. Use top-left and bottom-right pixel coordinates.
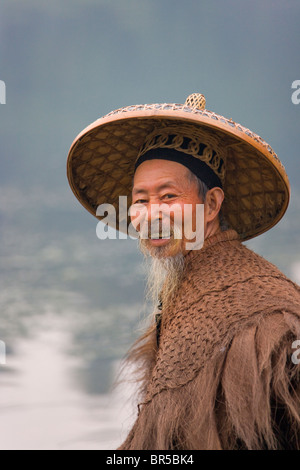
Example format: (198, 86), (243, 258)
(132, 159), (192, 193)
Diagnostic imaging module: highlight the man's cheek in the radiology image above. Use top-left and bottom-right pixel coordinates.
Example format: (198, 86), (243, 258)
(167, 204), (184, 239)
(128, 204), (147, 234)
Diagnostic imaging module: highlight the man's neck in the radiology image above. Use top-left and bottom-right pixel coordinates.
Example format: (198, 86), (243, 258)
(204, 220), (222, 240)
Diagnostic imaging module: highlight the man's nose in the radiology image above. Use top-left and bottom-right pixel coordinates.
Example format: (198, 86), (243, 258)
(146, 202), (163, 222)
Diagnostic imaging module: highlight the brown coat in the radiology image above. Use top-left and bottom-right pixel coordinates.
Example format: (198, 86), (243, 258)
(119, 230), (300, 450)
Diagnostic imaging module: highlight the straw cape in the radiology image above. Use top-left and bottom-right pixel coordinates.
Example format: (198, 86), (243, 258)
(67, 92), (290, 241)
(118, 230), (300, 450)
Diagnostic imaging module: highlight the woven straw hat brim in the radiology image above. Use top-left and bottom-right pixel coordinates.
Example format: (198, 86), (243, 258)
(67, 103), (290, 241)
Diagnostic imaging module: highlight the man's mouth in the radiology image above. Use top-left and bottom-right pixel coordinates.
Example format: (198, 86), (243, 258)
(141, 230), (172, 247)
(148, 237), (171, 247)
(140, 226), (173, 240)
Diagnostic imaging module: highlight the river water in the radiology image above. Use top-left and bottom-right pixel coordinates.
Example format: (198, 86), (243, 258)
(0, 314), (136, 450)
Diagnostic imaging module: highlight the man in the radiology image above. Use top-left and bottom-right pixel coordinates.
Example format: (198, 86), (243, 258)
(67, 93), (300, 450)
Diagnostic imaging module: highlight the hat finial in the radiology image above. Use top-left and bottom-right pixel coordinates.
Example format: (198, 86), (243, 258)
(185, 93), (206, 110)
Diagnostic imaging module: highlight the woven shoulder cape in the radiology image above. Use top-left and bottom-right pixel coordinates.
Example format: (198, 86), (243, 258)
(119, 230), (300, 450)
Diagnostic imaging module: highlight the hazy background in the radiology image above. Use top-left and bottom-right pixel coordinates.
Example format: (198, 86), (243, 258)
(0, 0), (299, 450)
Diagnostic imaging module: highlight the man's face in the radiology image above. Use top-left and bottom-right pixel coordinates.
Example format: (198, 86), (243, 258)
(131, 159), (203, 258)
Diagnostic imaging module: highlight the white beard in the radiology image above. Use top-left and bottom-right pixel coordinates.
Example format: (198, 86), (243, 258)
(140, 245), (185, 309)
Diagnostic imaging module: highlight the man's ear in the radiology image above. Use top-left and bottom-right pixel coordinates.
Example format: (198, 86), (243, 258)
(204, 187), (224, 223)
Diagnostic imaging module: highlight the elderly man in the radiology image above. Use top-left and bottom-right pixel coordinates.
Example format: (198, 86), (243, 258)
(67, 93), (300, 450)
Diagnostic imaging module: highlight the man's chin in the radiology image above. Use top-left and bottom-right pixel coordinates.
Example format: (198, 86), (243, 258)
(139, 238), (183, 259)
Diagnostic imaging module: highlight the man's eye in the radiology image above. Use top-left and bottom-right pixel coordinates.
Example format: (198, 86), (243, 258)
(134, 199), (148, 204)
(162, 194), (176, 199)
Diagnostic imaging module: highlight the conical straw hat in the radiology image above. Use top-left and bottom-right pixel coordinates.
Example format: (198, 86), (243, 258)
(67, 93), (290, 241)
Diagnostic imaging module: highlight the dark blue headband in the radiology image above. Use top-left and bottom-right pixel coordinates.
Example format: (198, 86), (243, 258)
(134, 147), (223, 189)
